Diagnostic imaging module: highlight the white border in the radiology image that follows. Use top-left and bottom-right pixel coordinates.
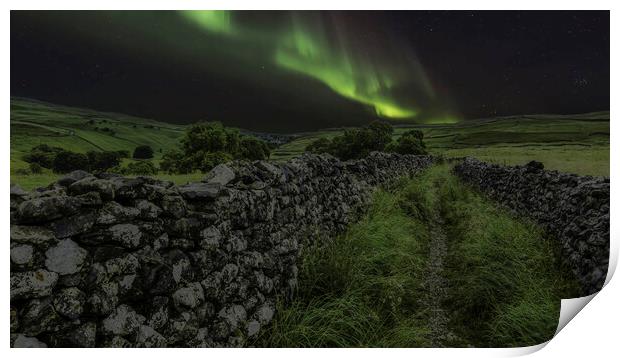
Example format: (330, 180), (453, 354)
(3, 1), (617, 357)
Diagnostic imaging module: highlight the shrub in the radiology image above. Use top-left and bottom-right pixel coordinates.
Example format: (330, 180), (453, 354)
(304, 120), (397, 160)
(52, 151), (89, 173)
(160, 149), (191, 174)
(240, 136), (271, 160)
(402, 129), (424, 140)
(133, 145), (154, 159)
(28, 162), (43, 174)
(87, 151), (122, 172)
(387, 130), (428, 155)
(196, 151), (233, 173)
(22, 144), (64, 168)
(115, 150), (130, 158)
(123, 161), (158, 175)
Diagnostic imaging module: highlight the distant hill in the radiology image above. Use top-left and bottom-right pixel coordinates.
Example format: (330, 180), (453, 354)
(10, 97), (610, 189)
(10, 97), (298, 174)
(11, 97), (188, 172)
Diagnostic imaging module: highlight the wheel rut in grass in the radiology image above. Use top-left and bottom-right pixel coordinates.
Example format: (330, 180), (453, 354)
(418, 179), (458, 347)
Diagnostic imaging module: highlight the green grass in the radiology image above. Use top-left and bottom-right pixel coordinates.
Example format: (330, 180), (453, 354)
(438, 166), (581, 347)
(439, 145), (609, 177)
(270, 113), (609, 177)
(254, 165), (580, 347)
(253, 178), (433, 347)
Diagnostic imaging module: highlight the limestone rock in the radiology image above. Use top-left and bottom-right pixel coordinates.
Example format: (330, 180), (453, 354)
(136, 325), (167, 347)
(178, 182), (222, 200)
(204, 164), (236, 186)
(101, 304), (146, 336)
(12, 334), (47, 348)
(108, 224), (142, 248)
(65, 321), (97, 347)
(136, 199), (162, 219)
(11, 244), (34, 266)
(17, 196), (79, 223)
(45, 239), (88, 275)
(69, 177), (115, 200)
(57, 170), (93, 187)
(172, 282), (204, 309)
(53, 287), (86, 320)
(11, 225), (56, 246)
(11, 270), (58, 300)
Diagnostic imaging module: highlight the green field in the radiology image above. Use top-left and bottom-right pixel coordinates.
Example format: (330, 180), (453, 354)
(10, 97), (609, 191)
(10, 97), (195, 189)
(272, 113), (610, 177)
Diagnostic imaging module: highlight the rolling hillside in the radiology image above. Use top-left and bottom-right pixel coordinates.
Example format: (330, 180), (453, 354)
(10, 97), (609, 190)
(272, 112), (610, 177)
(10, 97), (192, 189)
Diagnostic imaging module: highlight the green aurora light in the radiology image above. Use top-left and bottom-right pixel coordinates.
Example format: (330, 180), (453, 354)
(181, 10), (455, 122)
(181, 10), (235, 35)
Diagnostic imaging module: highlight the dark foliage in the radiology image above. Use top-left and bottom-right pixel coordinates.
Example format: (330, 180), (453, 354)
(52, 151), (89, 173)
(304, 120), (425, 160)
(22, 144), (64, 168)
(386, 130), (427, 155)
(133, 145), (154, 159)
(240, 136), (271, 161)
(24, 145), (128, 174)
(122, 160), (159, 175)
(87, 151), (122, 172)
(115, 150), (130, 158)
(161, 121), (271, 174)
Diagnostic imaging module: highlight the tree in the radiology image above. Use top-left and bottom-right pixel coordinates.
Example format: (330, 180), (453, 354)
(196, 151), (233, 173)
(367, 120), (394, 151)
(160, 149), (192, 174)
(133, 145), (154, 159)
(22, 144), (64, 168)
(87, 151), (122, 172)
(387, 131), (427, 155)
(181, 122), (239, 155)
(304, 121), (393, 160)
(115, 150), (130, 158)
(52, 151), (89, 173)
(160, 122), (271, 174)
(304, 122), (427, 160)
(240, 136), (270, 160)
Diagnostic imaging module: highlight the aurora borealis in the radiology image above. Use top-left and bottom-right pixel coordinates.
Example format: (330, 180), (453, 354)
(180, 11), (430, 119)
(11, 11), (609, 132)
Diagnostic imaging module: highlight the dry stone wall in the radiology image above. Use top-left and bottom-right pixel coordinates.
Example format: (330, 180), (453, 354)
(453, 158), (609, 295)
(10, 152), (433, 348)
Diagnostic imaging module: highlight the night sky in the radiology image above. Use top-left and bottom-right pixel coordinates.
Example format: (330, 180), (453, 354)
(11, 11), (609, 132)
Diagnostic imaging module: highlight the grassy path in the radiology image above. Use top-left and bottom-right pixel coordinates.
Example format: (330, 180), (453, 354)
(420, 213), (456, 346)
(253, 164), (580, 347)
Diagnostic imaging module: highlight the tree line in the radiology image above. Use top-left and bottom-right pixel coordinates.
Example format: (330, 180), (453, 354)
(21, 122), (271, 176)
(305, 120), (428, 160)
